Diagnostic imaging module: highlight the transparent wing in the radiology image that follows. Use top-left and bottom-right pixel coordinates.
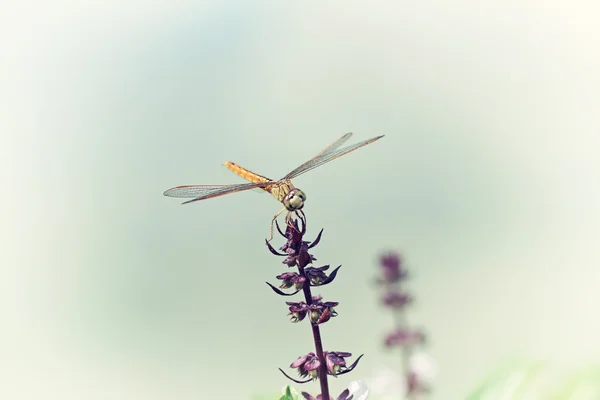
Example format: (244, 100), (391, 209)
(283, 134), (384, 180)
(163, 182), (267, 205)
(311, 132), (353, 159)
(282, 133), (353, 179)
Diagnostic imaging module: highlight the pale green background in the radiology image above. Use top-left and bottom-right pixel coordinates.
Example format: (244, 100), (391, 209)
(2, 1), (599, 399)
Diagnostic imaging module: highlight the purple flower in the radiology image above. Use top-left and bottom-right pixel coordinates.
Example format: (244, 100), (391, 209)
(286, 296), (338, 324)
(286, 300), (309, 323)
(291, 352), (321, 380)
(381, 291), (412, 308)
(277, 272), (306, 290)
(374, 250), (435, 396)
(291, 351), (360, 380)
(304, 265), (331, 285)
(265, 216), (323, 269)
(378, 253), (407, 283)
(310, 295), (339, 324)
(279, 219), (316, 268)
(384, 328), (425, 347)
(301, 389), (353, 400)
(324, 351), (352, 376)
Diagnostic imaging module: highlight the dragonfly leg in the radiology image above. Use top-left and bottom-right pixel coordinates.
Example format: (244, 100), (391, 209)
(267, 207), (287, 242)
(285, 210), (304, 231)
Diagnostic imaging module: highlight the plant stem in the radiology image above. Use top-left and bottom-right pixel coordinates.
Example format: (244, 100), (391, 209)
(300, 265), (330, 399)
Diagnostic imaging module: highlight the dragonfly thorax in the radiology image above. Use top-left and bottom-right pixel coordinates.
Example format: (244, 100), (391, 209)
(283, 188), (307, 211)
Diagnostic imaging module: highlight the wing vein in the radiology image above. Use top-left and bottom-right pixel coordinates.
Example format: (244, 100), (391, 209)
(283, 135), (384, 180)
(163, 182), (269, 204)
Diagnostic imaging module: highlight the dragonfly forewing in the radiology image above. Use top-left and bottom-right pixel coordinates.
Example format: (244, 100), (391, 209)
(283, 135), (384, 180)
(311, 132), (353, 159)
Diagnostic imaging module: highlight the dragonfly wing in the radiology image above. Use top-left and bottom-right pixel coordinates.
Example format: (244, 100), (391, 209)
(163, 182), (266, 204)
(283, 135), (384, 180)
(312, 132), (353, 158)
(282, 133), (353, 179)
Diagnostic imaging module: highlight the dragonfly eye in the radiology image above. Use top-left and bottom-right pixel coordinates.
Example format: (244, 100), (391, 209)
(283, 188), (307, 211)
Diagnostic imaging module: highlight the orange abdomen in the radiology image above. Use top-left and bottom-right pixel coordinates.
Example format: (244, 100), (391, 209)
(224, 161), (273, 187)
(223, 161), (294, 203)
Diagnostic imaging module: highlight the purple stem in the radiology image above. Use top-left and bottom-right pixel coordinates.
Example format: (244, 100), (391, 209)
(300, 264), (330, 399)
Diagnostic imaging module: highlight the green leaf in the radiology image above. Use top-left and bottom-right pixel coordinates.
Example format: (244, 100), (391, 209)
(550, 367), (600, 400)
(462, 361), (600, 399)
(278, 385), (300, 400)
(252, 385), (301, 400)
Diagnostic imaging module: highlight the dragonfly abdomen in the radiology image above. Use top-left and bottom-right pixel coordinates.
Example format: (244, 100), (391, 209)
(224, 161), (272, 186)
(224, 161), (296, 204)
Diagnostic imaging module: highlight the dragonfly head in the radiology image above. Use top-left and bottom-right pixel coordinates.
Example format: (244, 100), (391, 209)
(283, 188), (307, 211)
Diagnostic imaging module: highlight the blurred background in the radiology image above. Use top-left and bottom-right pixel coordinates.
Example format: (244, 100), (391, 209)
(2, 1), (599, 399)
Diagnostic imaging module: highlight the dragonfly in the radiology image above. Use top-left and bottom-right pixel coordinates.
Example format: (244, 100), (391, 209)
(164, 132), (384, 240)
